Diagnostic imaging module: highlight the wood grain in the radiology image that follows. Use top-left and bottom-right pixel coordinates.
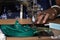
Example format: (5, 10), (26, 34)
(0, 19), (32, 24)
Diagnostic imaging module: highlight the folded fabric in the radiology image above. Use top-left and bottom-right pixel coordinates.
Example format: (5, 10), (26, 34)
(0, 20), (36, 37)
(49, 23), (60, 30)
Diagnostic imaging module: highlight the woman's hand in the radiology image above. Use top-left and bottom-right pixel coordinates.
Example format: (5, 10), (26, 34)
(36, 8), (57, 24)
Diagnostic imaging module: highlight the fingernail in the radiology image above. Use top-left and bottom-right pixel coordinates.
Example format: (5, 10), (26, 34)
(43, 21), (45, 23)
(37, 21), (39, 24)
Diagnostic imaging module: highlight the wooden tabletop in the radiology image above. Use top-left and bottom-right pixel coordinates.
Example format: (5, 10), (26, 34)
(7, 36), (60, 40)
(7, 37), (52, 40)
(0, 19), (32, 24)
(0, 18), (60, 24)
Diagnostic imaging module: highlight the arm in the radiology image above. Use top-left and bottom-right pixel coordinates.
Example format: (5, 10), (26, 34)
(36, 0), (60, 24)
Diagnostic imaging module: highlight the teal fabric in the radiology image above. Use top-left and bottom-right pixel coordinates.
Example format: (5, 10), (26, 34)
(0, 20), (36, 37)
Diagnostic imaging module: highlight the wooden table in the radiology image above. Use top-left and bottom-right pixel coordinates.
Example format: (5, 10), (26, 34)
(0, 19), (32, 24)
(0, 18), (60, 40)
(7, 37), (39, 40)
(0, 18), (60, 24)
(7, 37), (51, 40)
(6, 28), (60, 40)
(7, 36), (60, 40)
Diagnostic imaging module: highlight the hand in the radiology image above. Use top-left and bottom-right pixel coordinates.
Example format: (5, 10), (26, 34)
(36, 8), (57, 24)
(36, 12), (50, 24)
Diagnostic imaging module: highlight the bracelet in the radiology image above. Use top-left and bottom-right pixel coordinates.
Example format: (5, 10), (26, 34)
(51, 5), (60, 15)
(51, 5), (60, 9)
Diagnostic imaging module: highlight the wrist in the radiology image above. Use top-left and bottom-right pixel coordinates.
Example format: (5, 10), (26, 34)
(51, 5), (60, 15)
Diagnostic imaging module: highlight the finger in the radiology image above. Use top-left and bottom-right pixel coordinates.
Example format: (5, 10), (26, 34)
(37, 15), (44, 24)
(37, 12), (43, 17)
(42, 13), (49, 23)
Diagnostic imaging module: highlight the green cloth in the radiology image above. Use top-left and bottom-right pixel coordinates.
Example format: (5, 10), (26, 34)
(0, 20), (36, 37)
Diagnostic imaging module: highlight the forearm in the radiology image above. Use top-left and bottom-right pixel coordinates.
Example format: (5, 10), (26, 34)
(36, 0), (60, 24)
(43, 5), (60, 19)
(51, 5), (60, 15)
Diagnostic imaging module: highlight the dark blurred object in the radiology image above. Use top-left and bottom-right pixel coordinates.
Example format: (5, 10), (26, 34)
(34, 31), (54, 37)
(50, 0), (56, 6)
(32, 24), (54, 36)
(37, 0), (56, 10)
(0, 1), (20, 19)
(37, 0), (51, 10)
(0, 0), (19, 16)
(56, 14), (60, 18)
